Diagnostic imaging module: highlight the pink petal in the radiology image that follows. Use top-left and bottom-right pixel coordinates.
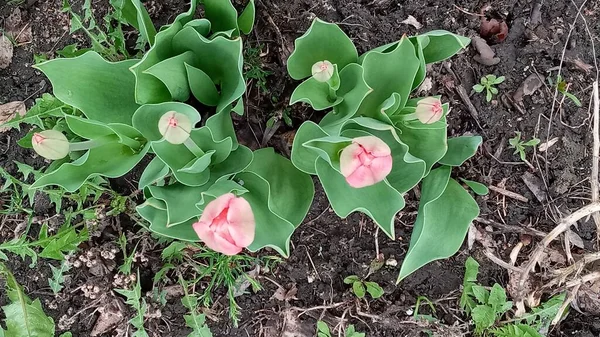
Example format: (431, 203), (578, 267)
(193, 221), (242, 256)
(340, 142), (363, 177)
(353, 136), (391, 157)
(199, 193), (236, 223)
(415, 97), (443, 124)
(346, 166), (377, 188)
(226, 197), (255, 247)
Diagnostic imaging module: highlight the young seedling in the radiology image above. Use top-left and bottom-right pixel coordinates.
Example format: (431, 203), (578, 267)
(548, 75), (582, 107)
(508, 131), (540, 164)
(343, 275), (384, 300)
(473, 74), (505, 102)
(317, 321), (365, 337)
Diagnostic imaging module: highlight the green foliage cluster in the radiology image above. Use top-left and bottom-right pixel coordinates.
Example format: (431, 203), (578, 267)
(317, 321), (365, 337)
(473, 74), (505, 102)
(508, 131), (540, 163)
(343, 275), (384, 299)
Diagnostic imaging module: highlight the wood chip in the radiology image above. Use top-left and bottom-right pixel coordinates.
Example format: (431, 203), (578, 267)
(401, 15), (422, 29)
(521, 172), (548, 202)
(538, 137), (559, 152)
(0, 101), (26, 132)
(513, 73), (543, 103)
(0, 36), (14, 70)
(489, 185), (529, 202)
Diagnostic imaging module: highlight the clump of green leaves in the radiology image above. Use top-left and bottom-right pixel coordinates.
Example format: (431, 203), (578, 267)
(179, 273), (214, 337)
(548, 75), (582, 107)
(244, 43), (271, 93)
(460, 257), (566, 336)
(508, 131), (540, 162)
(343, 275), (384, 299)
(49, 259), (71, 294)
(317, 321), (365, 337)
(473, 74), (505, 102)
(0, 262), (57, 336)
(114, 271), (148, 336)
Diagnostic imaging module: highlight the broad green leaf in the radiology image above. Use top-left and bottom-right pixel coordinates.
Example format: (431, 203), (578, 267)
(205, 109), (239, 150)
(398, 167), (479, 281)
(144, 51), (196, 101)
(464, 257), (480, 283)
(237, 0), (255, 35)
(364, 281), (384, 299)
(139, 157), (169, 189)
(0, 263), (55, 337)
(343, 275), (361, 284)
(203, 0), (239, 34)
(320, 64), (372, 134)
(148, 184), (208, 226)
(184, 19), (212, 37)
(472, 305), (496, 333)
(417, 30), (470, 64)
(352, 281), (366, 298)
(396, 112), (448, 175)
(316, 157), (405, 238)
(317, 321), (330, 334)
(410, 35), (428, 90)
(488, 284), (508, 312)
(206, 145), (253, 185)
(184, 313), (213, 337)
(36, 52), (139, 125)
(186, 64), (219, 106)
(290, 77), (343, 111)
(472, 285), (490, 304)
(31, 142), (150, 192)
(356, 36), (420, 121)
(172, 28), (245, 113)
(132, 102), (201, 142)
(291, 121), (329, 174)
(287, 18), (358, 80)
(117, 0), (157, 46)
(178, 151), (214, 173)
(438, 136), (482, 166)
(137, 199), (198, 241)
(460, 179), (489, 196)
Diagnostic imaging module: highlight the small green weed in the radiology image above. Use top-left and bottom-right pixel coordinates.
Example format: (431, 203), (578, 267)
(243, 43), (271, 93)
(343, 275), (384, 299)
(178, 273), (214, 337)
(508, 131), (540, 162)
(473, 74), (505, 102)
(114, 271), (148, 336)
(548, 75), (582, 107)
(266, 107), (293, 128)
(317, 321), (365, 337)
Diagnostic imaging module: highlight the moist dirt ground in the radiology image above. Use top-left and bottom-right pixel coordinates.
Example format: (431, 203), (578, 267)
(0, 0), (599, 336)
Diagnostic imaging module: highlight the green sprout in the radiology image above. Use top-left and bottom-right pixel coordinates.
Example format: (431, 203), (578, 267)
(548, 75), (582, 107)
(473, 74), (505, 102)
(317, 321), (365, 337)
(508, 131), (540, 162)
(343, 275), (384, 299)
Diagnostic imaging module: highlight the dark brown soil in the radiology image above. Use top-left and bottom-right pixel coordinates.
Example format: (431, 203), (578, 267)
(0, 0), (599, 336)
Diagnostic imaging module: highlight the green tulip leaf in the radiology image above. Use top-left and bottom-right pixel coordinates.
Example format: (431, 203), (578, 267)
(203, 0), (239, 34)
(290, 77), (343, 111)
(185, 64), (220, 106)
(207, 145), (253, 185)
(31, 142), (150, 192)
(315, 157), (405, 238)
(418, 30), (471, 64)
(137, 199), (198, 241)
(139, 157), (169, 189)
(460, 179), (489, 196)
(379, 92), (402, 116)
(291, 121), (330, 174)
(117, 0), (157, 46)
(438, 136), (482, 167)
(398, 166), (479, 282)
(237, 0), (255, 35)
(148, 184), (209, 226)
(410, 35), (428, 90)
(356, 37), (420, 121)
(178, 151), (215, 173)
(205, 109), (239, 150)
(132, 102), (201, 141)
(184, 19), (212, 37)
(196, 180), (249, 208)
(287, 18), (358, 80)
(65, 115), (117, 139)
(36, 52), (139, 125)
(144, 51), (196, 102)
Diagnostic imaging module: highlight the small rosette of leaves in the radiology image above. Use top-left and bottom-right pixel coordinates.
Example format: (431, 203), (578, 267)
(289, 18), (483, 281)
(130, 0), (255, 111)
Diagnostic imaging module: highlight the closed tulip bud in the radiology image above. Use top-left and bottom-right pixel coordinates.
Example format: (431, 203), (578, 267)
(193, 193), (255, 256)
(311, 60), (334, 82)
(158, 111), (192, 144)
(32, 130), (69, 160)
(414, 97), (443, 124)
(340, 136), (393, 188)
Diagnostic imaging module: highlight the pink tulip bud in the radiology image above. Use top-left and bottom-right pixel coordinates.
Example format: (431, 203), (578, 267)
(158, 111), (192, 144)
(340, 136), (393, 188)
(193, 193), (256, 256)
(32, 130), (69, 160)
(311, 60), (334, 82)
(414, 97), (443, 124)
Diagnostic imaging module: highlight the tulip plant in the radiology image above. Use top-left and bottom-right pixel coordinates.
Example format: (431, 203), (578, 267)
(18, 0), (314, 257)
(288, 19), (483, 281)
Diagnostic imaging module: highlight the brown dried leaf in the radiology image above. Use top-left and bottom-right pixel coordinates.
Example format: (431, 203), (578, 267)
(575, 279), (600, 316)
(91, 300), (124, 336)
(538, 137), (559, 152)
(401, 15), (423, 29)
(521, 172), (548, 203)
(272, 283), (298, 302)
(480, 17), (508, 43)
(0, 36), (14, 70)
(0, 101), (26, 132)
(513, 73), (543, 103)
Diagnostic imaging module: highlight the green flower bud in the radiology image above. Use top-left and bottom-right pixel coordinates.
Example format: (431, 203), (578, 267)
(158, 111), (192, 144)
(32, 130), (69, 160)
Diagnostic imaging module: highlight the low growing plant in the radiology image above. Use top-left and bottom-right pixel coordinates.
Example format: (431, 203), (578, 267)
(547, 74), (582, 107)
(508, 131), (540, 163)
(317, 321), (365, 337)
(343, 275), (384, 299)
(473, 74), (505, 102)
(288, 19), (483, 281)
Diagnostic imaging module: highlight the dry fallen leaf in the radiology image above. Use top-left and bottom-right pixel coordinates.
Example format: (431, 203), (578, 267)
(0, 101), (26, 132)
(3, 8), (32, 45)
(566, 229), (585, 249)
(480, 16), (508, 43)
(575, 279), (600, 316)
(272, 283), (298, 302)
(91, 300), (124, 336)
(401, 15), (423, 29)
(538, 137), (559, 152)
(0, 36), (14, 70)
(513, 73), (543, 104)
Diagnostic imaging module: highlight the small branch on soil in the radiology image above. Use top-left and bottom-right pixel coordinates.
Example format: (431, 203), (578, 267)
(293, 302), (347, 318)
(592, 81), (600, 245)
(474, 217), (547, 237)
(564, 271), (600, 289)
(518, 202), (600, 294)
(483, 249), (524, 273)
(552, 284), (580, 325)
(442, 62), (484, 130)
(488, 185), (529, 203)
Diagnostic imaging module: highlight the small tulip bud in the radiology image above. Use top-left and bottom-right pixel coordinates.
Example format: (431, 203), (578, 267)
(340, 136), (393, 188)
(158, 111), (192, 144)
(311, 60), (334, 82)
(193, 193), (255, 255)
(414, 97), (443, 124)
(32, 130), (69, 160)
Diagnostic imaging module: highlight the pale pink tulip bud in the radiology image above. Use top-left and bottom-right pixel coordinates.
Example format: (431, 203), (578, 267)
(32, 130), (69, 160)
(340, 136), (393, 188)
(193, 193), (256, 256)
(311, 60), (334, 82)
(414, 97), (443, 124)
(158, 111), (192, 144)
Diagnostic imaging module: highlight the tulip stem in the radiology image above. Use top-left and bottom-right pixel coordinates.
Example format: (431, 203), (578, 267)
(395, 112), (419, 121)
(119, 134), (143, 150)
(68, 135), (117, 152)
(327, 84), (337, 102)
(183, 138), (205, 157)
